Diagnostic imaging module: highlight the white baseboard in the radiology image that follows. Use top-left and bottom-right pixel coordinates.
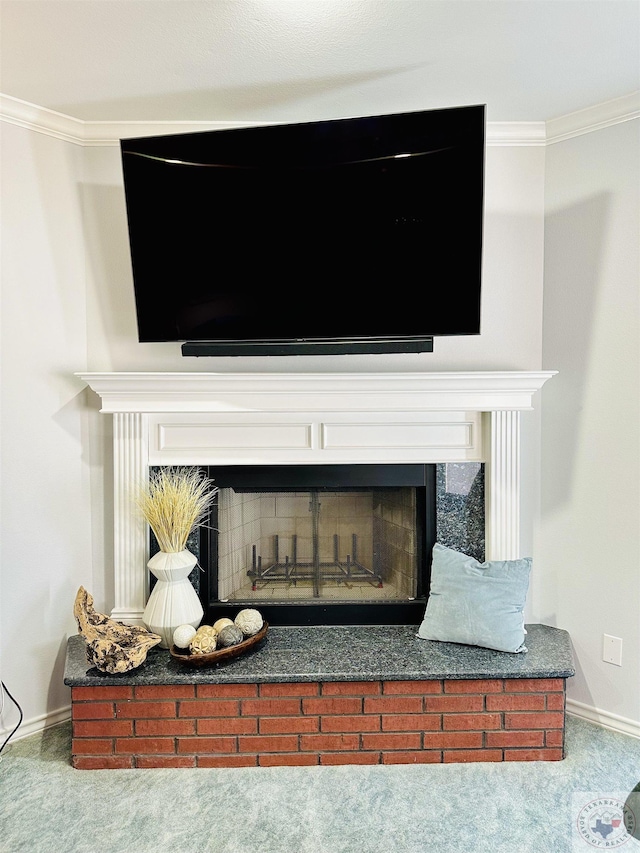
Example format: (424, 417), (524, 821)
(1, 705), (71, 744)
(567, 698), (640, 740)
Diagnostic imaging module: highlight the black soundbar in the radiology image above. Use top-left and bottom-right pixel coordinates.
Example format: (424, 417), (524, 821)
(181, 337), (434, 357)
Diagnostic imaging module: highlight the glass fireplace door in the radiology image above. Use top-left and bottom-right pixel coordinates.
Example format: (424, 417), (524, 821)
(217, 486), (419, 603)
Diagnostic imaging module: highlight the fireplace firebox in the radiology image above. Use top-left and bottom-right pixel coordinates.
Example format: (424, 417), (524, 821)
(150, 461), (456, 627)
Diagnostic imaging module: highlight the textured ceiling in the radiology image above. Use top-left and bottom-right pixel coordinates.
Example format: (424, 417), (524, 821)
(1, 0), (638, 124)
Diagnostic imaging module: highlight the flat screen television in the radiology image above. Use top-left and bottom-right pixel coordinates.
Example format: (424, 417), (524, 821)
(120, 104), (485, 356)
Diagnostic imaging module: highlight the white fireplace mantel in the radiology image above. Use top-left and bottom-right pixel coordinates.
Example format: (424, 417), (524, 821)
(77, 370), (555, 623)
(77, 370), (554, 414)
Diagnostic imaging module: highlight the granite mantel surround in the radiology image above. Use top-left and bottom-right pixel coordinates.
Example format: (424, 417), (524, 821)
(77, 370), (556, 625)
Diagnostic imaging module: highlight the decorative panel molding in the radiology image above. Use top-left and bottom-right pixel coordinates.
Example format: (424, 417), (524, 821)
(145, 409), (483, 465)
(157, 422), (313, 453)
(321, 418), (477, 456)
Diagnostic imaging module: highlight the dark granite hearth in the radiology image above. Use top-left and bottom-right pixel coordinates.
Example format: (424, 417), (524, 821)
(64, 623), (574, 687)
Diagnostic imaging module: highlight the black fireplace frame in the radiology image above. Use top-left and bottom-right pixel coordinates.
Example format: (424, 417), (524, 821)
(196, 464), (437, 626)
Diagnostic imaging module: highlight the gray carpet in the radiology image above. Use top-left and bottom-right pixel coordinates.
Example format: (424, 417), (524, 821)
(1, 715), (639, 853)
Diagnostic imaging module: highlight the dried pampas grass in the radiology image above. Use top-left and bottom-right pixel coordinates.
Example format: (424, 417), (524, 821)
(136, 467), (216, 553)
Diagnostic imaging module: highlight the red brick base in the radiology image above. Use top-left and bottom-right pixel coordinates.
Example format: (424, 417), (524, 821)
(71, 677), (566, 769)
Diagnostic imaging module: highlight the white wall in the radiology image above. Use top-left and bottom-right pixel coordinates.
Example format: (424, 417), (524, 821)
(1, 122), (547, 737)
(0, 123), (93, 737)
(537, 118), (640, 730)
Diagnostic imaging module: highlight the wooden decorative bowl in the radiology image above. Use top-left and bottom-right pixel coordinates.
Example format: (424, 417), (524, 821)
(169, 621), (269, 668)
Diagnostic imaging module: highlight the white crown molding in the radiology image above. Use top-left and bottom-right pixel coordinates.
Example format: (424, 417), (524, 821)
(2, 91), (637, 147)
(546, 91), (640, 145)
(0, 92), (543, 146)
(486, 122), (546, 147)
(0, 93), (87, 145)
(0, 94), (258, 145)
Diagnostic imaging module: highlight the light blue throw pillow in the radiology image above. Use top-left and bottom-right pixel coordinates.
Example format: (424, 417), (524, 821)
(417, 543), (532, 653)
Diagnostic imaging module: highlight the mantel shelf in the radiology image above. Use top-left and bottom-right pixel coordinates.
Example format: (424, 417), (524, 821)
(76, 370), (557, 414)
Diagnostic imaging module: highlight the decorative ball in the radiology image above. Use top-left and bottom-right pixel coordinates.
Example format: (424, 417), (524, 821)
(172, 624), (197, 649)
(195, 625), (217, 638)
(212, 618), (234, 634)
(234, 608), (263, 637)
(189, 631), (217, 655)
(217, 624), (244, 648)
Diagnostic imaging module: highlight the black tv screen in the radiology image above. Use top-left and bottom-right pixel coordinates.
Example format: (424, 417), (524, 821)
(120, 105), (485, 356)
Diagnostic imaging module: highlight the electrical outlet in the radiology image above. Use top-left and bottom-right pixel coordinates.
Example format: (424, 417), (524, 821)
(603, 634), (623, 666)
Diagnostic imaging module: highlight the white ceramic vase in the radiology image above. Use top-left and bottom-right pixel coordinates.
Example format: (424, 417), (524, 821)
(142, 549), (203, 649)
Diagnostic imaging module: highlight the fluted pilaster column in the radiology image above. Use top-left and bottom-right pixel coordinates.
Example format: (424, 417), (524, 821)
(485, 410), (521, 560)
(112, 412), (149, 623)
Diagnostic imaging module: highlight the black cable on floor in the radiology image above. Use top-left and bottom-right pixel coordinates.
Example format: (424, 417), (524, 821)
(0, 681), (23, 755)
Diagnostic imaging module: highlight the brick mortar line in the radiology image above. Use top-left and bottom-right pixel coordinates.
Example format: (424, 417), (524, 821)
(73, 689), (558, 706)
(73, 680), (564, 702)
(73, 723), (563, 745)
(72, 717), (565, 736)
(73, 739), (564, 760)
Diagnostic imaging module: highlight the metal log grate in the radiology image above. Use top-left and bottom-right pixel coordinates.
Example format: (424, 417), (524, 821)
(246, 492), (383, 597)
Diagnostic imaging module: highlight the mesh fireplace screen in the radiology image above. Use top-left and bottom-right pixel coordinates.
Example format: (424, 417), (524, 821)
(216, 487), (418, 603)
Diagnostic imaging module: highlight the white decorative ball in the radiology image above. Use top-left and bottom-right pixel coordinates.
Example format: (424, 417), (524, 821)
(172, 624), (197, 649)
(235, 609), (263, 637)
(212, 617), (234, 634)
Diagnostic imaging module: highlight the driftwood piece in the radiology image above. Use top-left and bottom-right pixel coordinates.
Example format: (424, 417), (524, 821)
(73, 587), (162, 674)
